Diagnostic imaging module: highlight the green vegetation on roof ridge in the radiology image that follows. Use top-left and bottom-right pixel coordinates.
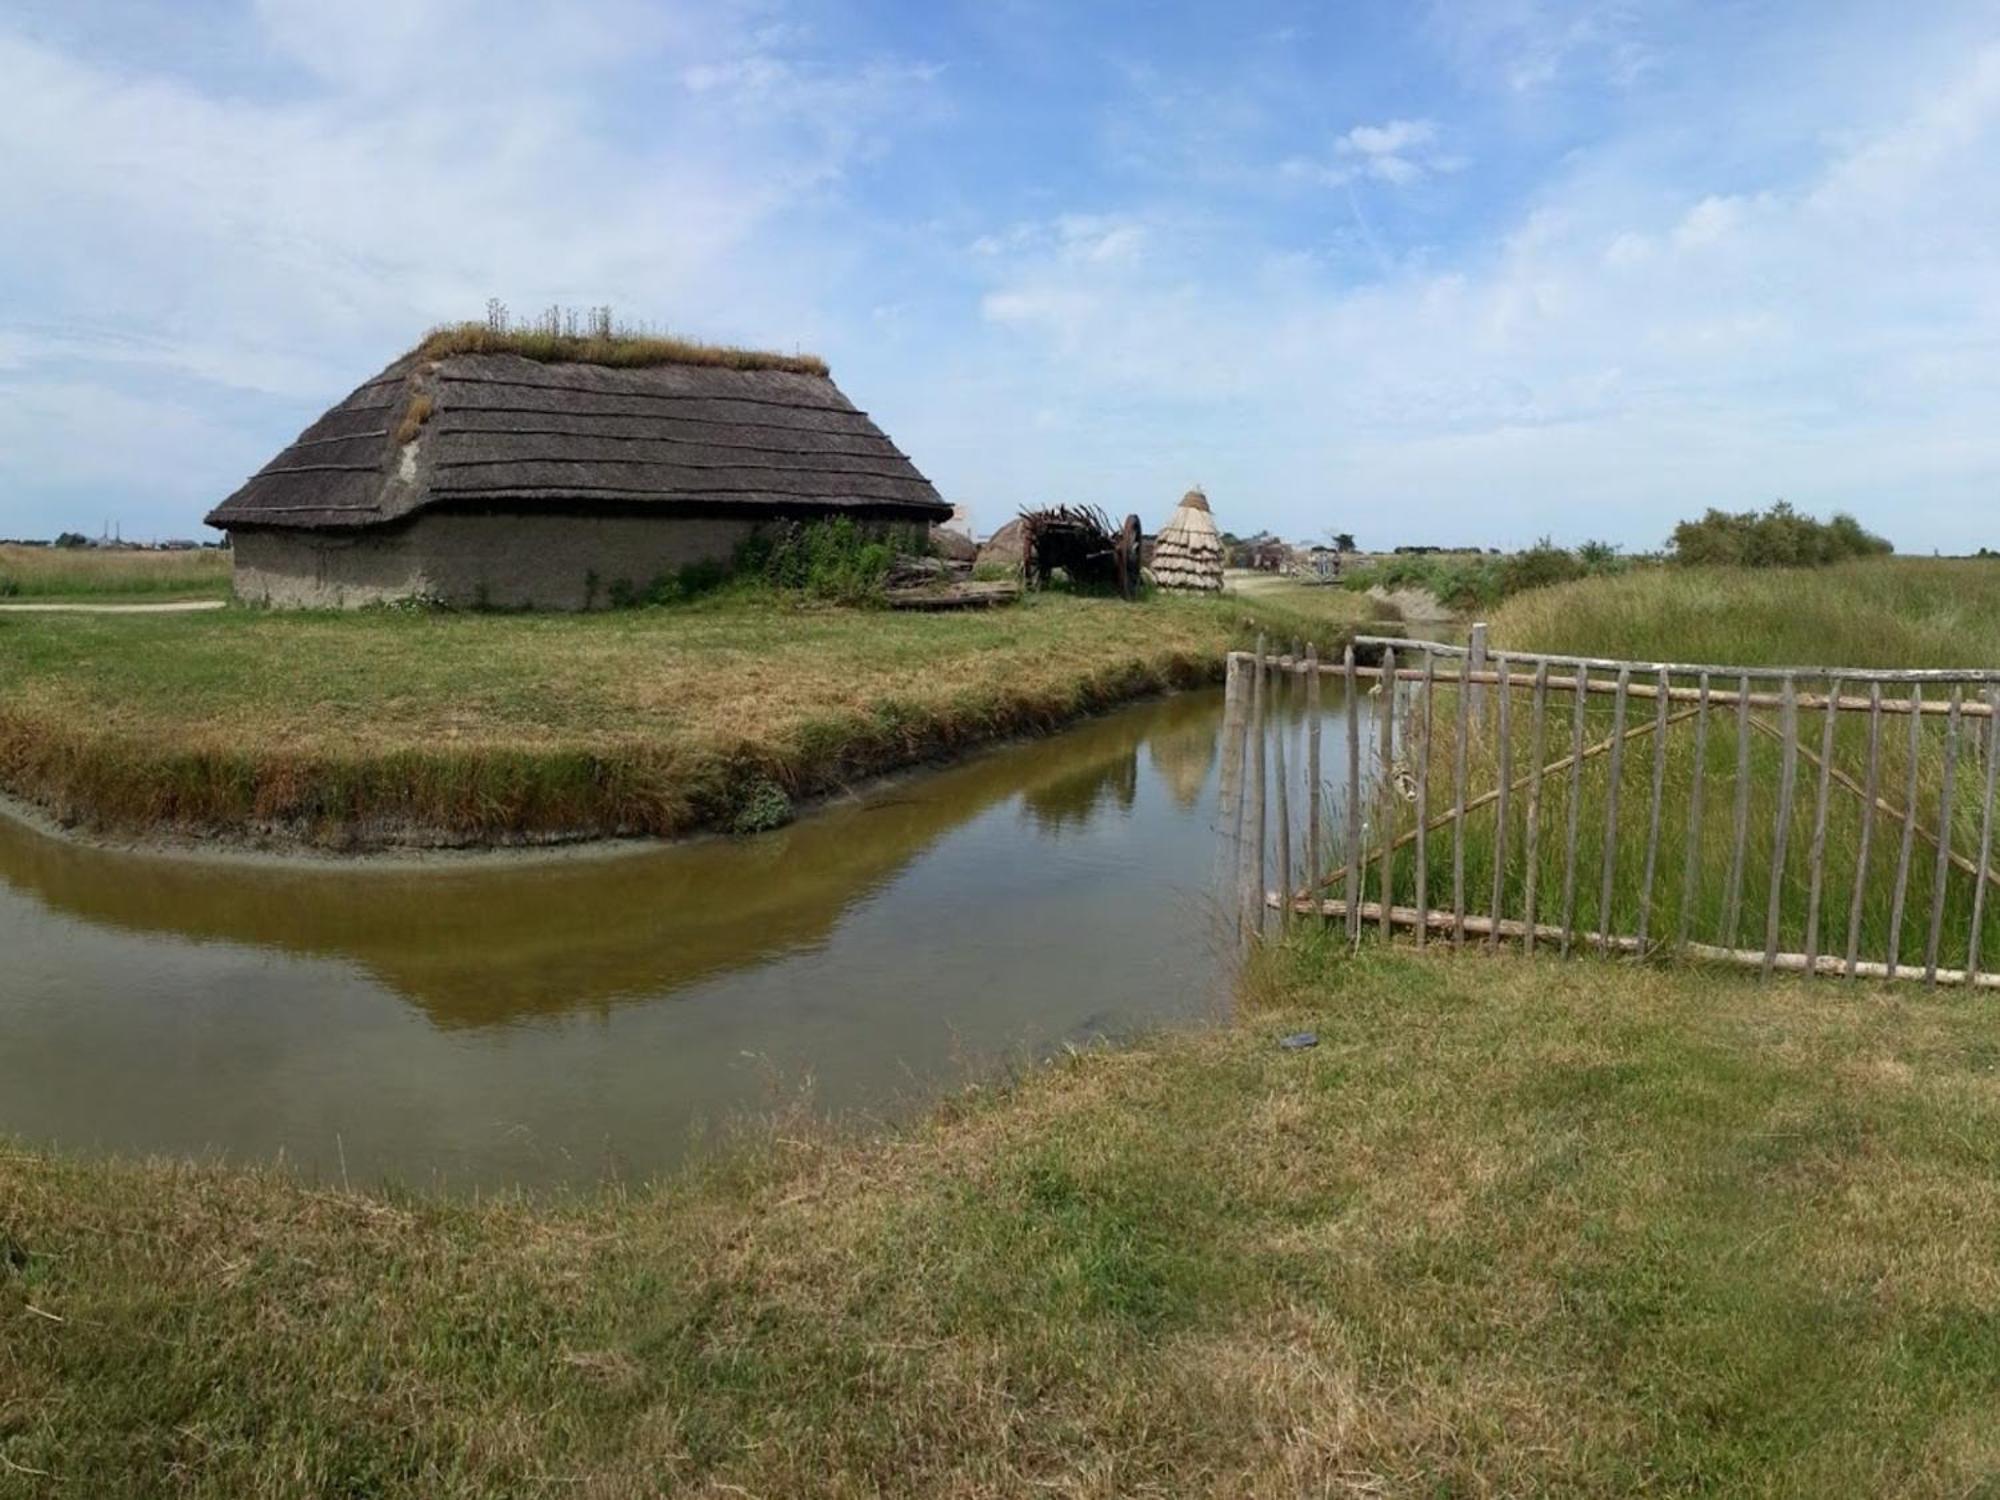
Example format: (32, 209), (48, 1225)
(413, 322), (830, 378)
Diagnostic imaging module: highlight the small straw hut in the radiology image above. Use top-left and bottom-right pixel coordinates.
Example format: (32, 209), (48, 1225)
(1151, 487), (1224, 592)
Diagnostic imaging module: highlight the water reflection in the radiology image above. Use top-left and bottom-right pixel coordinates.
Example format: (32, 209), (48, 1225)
(0, 685), (1354, 1188)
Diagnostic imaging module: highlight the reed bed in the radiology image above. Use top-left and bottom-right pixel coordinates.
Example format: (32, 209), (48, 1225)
(0, 545), (231, 599)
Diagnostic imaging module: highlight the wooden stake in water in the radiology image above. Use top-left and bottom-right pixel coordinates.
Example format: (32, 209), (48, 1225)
(1636, 666), (1671, 951)
(1272, 664), (1293, 928)
(1723, 673), (1753, 949)
(1677, 671), (1711, 947)
(1970, 683), (2000, 983)
(1596, 666), (1632, 956)
(1451, 650), (1472, 947)
(1887, 684), (1924, 979)
(1845, 680), (1885, 979)
(1924, 686), (1964, 987)
(1522, 660), (1550, 954)
(1487, 654), (1514, 951)
(1560, 665), (1590, 957)
(1802, 679), (1839, 967)
(1414, 652), (1434, 949)
(1345, 643), (1363, 941)
(1762, 675), (1800, 976)
(1247, 638), (1268, 936)
(1377, 646), (1398, 942)
(1306, 645), (1322, 893)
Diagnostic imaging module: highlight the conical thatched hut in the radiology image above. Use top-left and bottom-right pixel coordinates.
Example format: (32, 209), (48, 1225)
(1151, 487), (1224, 592)
(207, 326), (948, 609)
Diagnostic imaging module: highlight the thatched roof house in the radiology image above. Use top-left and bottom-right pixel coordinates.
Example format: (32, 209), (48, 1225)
(207, 326), (948, 609)
(1151, 487), (1224, 592)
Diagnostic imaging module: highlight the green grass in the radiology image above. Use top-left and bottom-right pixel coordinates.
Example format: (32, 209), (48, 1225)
(0, 587), (1368, 847)
(1488, 556), (2000, 668)
(413, 321), (830, 376)
(0, 545), (231, 601)
(7, 943), (2000, 1496)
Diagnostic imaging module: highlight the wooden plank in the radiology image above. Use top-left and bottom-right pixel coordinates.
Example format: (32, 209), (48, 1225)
(1345, 643), (1362, 941)
(1803, 677), (1839, 967)
(1597, 666), (1632, 956)
(1488, 653), (1514, 952)
(1414, 651), (1433, 949)
(1924, 686), (1963, 987)
(1887, 685), (1924, 979)
(1451, 650), (1472, 947)
(1763, 675), (1799, 976)
(1305, 645), (1322, 892)
(1972, 683), (2000, 982)
(1560, 665), (1590, 957)
(1677, 671), (1711, 947)
(1468, 621), (1488, 721)
(1377, 645), (1398, 943)
(1845, 681), (1884, 979)
(1637, 665), (1670, 951)
(1295, 897), (2000, 991)
(1522, 661), (1550, 955)
(1724, 673), (1753, 948)
(1343, 637), (2000, 690)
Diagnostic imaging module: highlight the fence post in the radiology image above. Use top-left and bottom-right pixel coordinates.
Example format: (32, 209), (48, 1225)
(1451, 650), (1472, 947)
(1637, 666), (1670, 952)
(1762, 675), (1799, 977)
(1345, 643), (1362, 941)
(1522, 661), (1550, 953)
(1273, 661), (1292, 928)
(1244, 636), (1268, 937)
(1970, 684), (2000, 982)
(1677, 671), (1711, 948)
(1803, 680), (1839, 968)
(1414, 652), (1434, 948)
(1305, 644), (1322, 894)
(1377, 646), (1399, 942)
(1724, 673), (1753, 949)
(1487, 654), (1513, 951)
(1924, 687), (1964, 987)
(1559, 665), (1589, 957)
(1597, 666), (1632, 956)
(1845, 681), (1885, 979)
(1468, 622), (1488, 722)
(1887, 685), (1924, 979)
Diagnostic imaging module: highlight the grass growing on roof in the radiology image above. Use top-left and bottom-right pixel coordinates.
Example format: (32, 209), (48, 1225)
(8, 943), (2000, 1496)
(0, 587), (1370, 847)
(412, 321), (830, 376)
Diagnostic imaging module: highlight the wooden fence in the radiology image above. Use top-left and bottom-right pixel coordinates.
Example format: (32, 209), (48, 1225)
(1220, 632), (2000, 988)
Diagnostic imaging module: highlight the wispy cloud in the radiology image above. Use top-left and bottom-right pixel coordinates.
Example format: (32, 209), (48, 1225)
(1281, 118), (1464, 187)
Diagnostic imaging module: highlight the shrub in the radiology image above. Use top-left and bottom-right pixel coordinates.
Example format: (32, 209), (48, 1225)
(738, 518), (927, 606)
(1669, 502), (1892, 568)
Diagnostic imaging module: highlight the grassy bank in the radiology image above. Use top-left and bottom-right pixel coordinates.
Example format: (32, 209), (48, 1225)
(8, 943), (2000, 1495)
(0, 545), (232, 601)
(1487, 556), (2000, 667)
(0, 588), (1364, 848)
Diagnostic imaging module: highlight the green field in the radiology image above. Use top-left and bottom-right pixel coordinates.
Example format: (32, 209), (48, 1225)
(0, 587), (1367, 848)
(7, 943), (2000, 1496)
(0, 544), (232, 601)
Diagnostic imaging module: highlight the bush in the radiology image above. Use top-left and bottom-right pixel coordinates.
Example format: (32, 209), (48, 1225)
(1669, 502), (1892, 568)
(738, 518), (927, 606)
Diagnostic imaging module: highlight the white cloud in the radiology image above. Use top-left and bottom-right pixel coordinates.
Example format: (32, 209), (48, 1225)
(1282, 117), (1462, 188)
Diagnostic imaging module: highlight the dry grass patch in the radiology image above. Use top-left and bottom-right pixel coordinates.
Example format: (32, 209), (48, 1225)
(8, 946), (2000, 1494)
(412, 322), (830, 376)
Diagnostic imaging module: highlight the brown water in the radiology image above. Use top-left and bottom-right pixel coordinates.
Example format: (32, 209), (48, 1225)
(0, 685), (1357, 1191)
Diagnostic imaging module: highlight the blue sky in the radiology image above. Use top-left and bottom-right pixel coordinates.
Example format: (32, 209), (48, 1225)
(4, 0), (2000, 550)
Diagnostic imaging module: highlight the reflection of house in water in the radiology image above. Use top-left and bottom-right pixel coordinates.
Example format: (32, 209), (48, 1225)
(1021, 751), (1140, 833)
(0, 692), (1226, 1028)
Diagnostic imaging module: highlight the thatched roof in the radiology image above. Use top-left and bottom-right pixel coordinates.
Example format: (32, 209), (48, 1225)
(207, 342), (946, 532)
(1153, 487), (1223, 592)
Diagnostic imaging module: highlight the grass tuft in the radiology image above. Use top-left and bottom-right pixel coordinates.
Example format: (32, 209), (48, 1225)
(412, 322), (831, 377)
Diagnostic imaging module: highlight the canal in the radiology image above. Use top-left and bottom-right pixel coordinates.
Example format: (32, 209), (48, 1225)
(0, 681), (1361, 1190)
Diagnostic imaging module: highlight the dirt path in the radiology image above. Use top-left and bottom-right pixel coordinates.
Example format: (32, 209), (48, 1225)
(0, 599), (225, 614)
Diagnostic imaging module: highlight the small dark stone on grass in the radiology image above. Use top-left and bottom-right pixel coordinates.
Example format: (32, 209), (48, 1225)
(1279, 1032), (1318, 1051)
